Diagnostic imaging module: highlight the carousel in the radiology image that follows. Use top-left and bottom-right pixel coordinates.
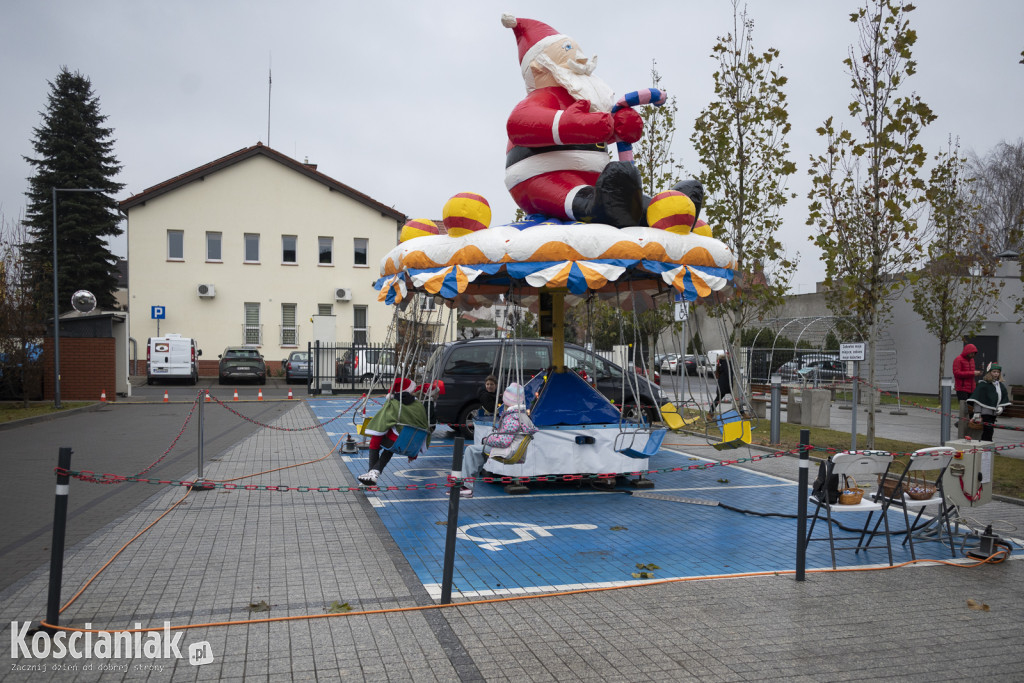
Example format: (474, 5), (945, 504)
(365, 14), (739, 491)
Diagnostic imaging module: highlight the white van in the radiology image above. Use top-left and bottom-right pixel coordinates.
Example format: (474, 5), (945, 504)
(147, 334), (201, 385)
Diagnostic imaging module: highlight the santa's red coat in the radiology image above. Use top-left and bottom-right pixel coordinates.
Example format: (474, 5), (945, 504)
(505, 87), (640, 220)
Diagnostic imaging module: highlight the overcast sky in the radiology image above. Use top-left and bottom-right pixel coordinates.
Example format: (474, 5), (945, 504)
(2, 0), (1021, 293)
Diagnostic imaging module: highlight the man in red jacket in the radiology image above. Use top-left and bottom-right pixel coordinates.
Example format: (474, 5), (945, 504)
(501, 14), (703, 227)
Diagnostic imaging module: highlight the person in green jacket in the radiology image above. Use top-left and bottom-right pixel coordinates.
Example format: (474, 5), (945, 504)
(358, 377), (430, 485)
(968, 364), (1011, 442)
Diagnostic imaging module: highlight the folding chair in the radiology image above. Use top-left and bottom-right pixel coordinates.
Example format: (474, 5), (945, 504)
(804, 451), (896, 569)
(864, 446), (956, 559)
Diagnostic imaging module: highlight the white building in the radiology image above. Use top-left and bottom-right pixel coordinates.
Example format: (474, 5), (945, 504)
(119, 143), (406, 374)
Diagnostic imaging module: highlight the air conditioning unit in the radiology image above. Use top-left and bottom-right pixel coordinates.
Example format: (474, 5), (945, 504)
(197, 283), (216, 298)
(335, 287), (352, 302)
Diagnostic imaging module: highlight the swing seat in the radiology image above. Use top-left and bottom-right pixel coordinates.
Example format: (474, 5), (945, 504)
(660, 402), (699, 431)
(614, 428), (667, 459)
(713, 410), (752, 450)
(489, 434), (532, 465)
(356, 417), (372, 435)
(391, 424), (429, 457)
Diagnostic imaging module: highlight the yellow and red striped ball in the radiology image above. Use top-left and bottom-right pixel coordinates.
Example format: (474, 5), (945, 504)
(692, 219), (713, 238)
(646, 190), (696, 234)
(442, 193), (491, 236)
(399, 218), (440, 243)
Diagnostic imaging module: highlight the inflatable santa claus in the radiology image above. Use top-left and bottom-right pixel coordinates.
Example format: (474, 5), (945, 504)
(502, 14), (703, 228)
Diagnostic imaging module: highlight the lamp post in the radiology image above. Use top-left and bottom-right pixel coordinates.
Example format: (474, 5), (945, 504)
(51, 187), (104, 408)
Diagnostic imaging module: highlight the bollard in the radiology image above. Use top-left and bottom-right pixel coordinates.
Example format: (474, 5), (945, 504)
(850, 361), (860, 452)
(796, 429), (809, 582)
(770, 374), (782, 445)
(440, 437), (465, 605)
(939, 377), (953, 446)
(45, 447), (73, 633)
(190, 393), (213, 491)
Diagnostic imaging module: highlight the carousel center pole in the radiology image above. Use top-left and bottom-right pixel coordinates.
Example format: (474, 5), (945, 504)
(551, 289), (565, 373)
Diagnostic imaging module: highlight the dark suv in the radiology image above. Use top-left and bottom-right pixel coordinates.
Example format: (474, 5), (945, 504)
(422, 339), (666, 438)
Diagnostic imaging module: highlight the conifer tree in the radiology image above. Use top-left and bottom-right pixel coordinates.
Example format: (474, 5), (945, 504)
(22, 67), (124, 315)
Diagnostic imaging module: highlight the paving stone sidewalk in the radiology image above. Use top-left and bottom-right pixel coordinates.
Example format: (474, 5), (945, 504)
(2, 401), (1022, 682)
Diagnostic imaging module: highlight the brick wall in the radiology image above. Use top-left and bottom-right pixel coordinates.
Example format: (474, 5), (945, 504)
(42, 338), (117, 402)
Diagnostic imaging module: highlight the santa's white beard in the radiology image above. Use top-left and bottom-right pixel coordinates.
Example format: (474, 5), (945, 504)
(532, 53), (616, 113)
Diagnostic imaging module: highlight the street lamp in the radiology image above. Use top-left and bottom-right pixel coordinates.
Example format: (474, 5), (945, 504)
(51, 187), (104, 408)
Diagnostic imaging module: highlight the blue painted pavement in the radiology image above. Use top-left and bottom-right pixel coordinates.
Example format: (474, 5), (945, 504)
(310, 399), (943, 600)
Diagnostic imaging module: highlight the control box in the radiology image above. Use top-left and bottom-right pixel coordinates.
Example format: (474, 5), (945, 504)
(941, 439), (994, 508)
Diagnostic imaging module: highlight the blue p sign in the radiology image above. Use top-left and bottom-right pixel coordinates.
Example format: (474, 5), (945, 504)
(151, 306), (166, 320)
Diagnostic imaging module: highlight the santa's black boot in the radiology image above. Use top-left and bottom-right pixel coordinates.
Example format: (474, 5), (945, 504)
(571, 162), (644, 228)
(671, 179), (705, 224)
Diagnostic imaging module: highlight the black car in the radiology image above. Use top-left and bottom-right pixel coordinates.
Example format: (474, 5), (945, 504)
(218, 347), (267, 385)
(421, 339), (666, 438)
(777, 354), (848, 384)
(283, 351), (310, 384)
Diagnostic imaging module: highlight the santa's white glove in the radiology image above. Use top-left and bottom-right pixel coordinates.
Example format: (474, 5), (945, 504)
(996, 407), (1003, 415)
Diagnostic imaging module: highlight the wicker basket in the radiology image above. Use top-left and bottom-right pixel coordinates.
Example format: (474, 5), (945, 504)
(878, 475), (901, 498)
(905, 483), (936, 500)
(839, 477), (865, 505)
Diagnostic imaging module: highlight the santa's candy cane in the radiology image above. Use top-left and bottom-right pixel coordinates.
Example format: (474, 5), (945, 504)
(611, 88), (667, 163)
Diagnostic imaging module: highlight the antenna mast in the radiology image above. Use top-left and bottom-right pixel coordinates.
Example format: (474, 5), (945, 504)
(267, 54), (272, 147)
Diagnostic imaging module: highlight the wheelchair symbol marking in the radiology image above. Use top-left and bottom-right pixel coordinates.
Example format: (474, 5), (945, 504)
(457, 521), (598, 551)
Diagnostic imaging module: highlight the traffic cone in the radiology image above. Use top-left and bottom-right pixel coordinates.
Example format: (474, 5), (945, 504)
(100, 389), (107, 402)
(287, 388), (293, 400)
(233, 389), (239, 401)
(163, 390), (169, 403)
(257, 388), (264, 401)
(205, 390), (211, 402)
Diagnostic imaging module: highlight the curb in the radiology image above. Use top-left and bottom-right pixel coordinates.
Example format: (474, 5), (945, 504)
(0, 401), (107, 431)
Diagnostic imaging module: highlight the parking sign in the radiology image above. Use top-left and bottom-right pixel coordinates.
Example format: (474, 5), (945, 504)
(151, 306), (166, 320)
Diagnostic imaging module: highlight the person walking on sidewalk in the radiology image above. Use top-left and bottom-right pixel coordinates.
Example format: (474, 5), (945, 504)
(709, 352), (733, 416)
(358, 377), (429, 485)
(968, 364), (1011, 442)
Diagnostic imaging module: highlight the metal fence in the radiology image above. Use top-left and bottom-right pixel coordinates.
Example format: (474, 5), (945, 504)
(305, 341), (417, 395)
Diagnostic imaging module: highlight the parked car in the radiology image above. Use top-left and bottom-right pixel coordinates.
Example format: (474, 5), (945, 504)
(283, 351), (310, 384)
(218, 347), (267, 384)
(660, 354), (681, 374)
(777, 354), (848, 384)
(336, 347), (397, 382)
(683, 354), (710, 376)
(421, 339), (666, 438)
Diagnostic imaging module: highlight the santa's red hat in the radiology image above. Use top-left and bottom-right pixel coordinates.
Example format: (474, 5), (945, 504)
(501, 14), (567, 77)
(390, 377), (414, 395)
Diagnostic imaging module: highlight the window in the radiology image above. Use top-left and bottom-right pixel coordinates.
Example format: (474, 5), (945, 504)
(317, 304), (333, 316)
(353, 237), (368, 266)
(244, 233), (260, 263)
(443, 345), (497, 376)
(281, 303), (297, 346)
(502, 344), (551, 376)
(167, 230), (183, 260)
(353, 305), (368, 345)
(244, 302), (261, 345)
(206, 232), (222, 261)
(318, 237), (333, 265)
(282, 235), (297, 264)
(420, 295), (437, 311)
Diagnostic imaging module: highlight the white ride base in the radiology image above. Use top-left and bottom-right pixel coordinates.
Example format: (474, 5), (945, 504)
(475, 421), (651, 478)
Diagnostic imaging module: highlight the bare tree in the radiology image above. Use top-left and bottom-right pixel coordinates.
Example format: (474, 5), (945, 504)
(968, 139), (1024, 256)
(0, 212), (46, 406)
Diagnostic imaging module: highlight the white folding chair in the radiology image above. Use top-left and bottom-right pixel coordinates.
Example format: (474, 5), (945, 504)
(805, 451), (896, 569)
(864, 447), (956, 559)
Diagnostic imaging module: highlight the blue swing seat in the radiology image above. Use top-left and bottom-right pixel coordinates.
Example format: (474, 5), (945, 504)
(614, 428), (667, 459)
(391, 424), (429, 457)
